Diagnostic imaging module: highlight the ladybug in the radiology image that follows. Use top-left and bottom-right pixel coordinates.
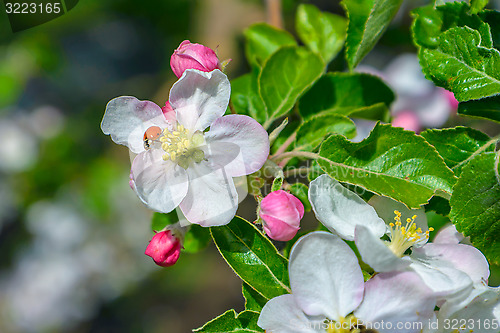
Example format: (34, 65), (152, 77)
(143, 126), (162, 150)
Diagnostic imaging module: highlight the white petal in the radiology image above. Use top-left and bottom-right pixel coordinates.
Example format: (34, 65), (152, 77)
(308, 175), (386, 241)
(438, 286), (500, 333)
(289, 231), (364, 320)
(355, 225), (410, 272)
(204, 114), (269, 177)
(131, 150), (189, 212)
(408, 259), (473, 301)
(411, 243), (490, 287)
(433, 224), (465, 245)
(179, 160), (238, 227)
(101, 96), (170, 154)
(257, 294), (324, 333)
(368, 195), (428, 246)
(354, 271), (436, 333)
(169, 69), (230, 132)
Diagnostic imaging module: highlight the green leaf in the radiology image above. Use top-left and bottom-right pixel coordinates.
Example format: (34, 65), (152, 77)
(193, 310), (263, 333)
(288, 182), (312, 212)
(210, 216), (291, 299)
(425, 196), (451, 216)
(271, 176), (284, 192)
(318, 123), (457, 208)
(450, 152), (500, 264)
(244, 23), (297, 69)
(412, 2), (492, 49)
(470, 0), (489, 15)
(151, 211), (177, 231)
(259, 46), (324, 129)
(242, 282), (268, 312)
(231, 72), (267, 123)
(295, 114), (356, 151)
(183, 224), (212, 254)
(419, 26), (500, 102)
(298, 72), (394, 121)
(458, 94), (500, 122)
(479, 10), (500, 49)
(420, 126), (495, 176)
(343, 0), (404, 70)
(296, 4), (347, 64)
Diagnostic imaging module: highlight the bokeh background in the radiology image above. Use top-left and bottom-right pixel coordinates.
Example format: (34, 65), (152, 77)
(0, 1), (499, 332)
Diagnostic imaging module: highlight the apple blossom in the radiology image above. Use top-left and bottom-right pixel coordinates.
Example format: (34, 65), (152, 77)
(259, 190), (304, 241)
(257, 232), (436, 333)
(308, 174), (488, 300)
(101, 69), (269, 226)
(170, 40), (220, 78)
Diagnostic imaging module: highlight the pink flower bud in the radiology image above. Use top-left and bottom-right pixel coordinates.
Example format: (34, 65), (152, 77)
(170, 40), (220, 78)
(162, 101), (177, 124)
(260, 190), (304, 241)
(145, 230), (181, 267)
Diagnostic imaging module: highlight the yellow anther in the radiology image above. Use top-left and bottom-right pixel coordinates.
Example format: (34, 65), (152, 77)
(412, 215), (417, 220)
(406, 218), (412, 223)
(162, 154), (169, 161)
(170, 152), (176, 161)
(429, 227), (434, 231)
(389, 223), (395, 227)
(416, 228), (422, 233)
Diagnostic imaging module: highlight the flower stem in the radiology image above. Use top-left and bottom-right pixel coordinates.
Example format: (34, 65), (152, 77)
(265, 0), (283, 29)
(228, 99), (236, 114)
(272, 132), (297, 157)
(272, 151), (320, 163)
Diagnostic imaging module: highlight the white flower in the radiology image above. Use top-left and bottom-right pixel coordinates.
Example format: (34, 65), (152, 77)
(425, 285), (500, 333)
(308, 174), (489, 301)
(257, 232), (436, 333)
(101, 69), (269, 226)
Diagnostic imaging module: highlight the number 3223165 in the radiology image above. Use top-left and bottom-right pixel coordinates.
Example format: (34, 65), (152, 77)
(5, 2), (61, 14)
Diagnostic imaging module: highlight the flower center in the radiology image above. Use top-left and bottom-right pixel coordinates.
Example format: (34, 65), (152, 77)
(159, 124), (205, 169)
(325, 316), (376, 333)
(387, 210), (433, 257)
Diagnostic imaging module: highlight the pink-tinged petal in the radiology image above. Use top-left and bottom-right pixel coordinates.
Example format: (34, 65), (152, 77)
(408, 259), (473, 300)
(161, 101), (177, 124)
(355, 225), (410, 272)
(309, 175), (386, 241)
(169, 69), (230, 132)
(257, 294), (323, 333)
(354, 271), (436, 333)
(204, 114), (269, 177)
(179, 160), (238, 227)
(433, 224), (465, 245)
(412, 243), (490, 286)
(131, 150), (189, 213)
(101, 96), (170, 154)
(368, 195), (429, 247)
(289, 232), (364, 321)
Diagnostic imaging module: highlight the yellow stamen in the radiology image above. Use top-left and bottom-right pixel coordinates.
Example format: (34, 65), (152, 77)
(387, 211), (433, 257)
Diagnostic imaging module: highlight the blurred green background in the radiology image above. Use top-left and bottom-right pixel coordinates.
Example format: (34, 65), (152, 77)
(0, 1), (499, 332)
